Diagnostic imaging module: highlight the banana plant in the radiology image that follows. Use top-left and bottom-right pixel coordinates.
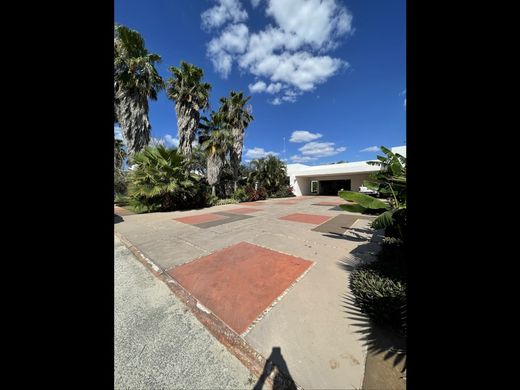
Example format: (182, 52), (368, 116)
(339, 145), (407, 240)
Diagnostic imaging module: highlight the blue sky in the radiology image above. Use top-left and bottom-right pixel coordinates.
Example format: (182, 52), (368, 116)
(115, 0), (406, 165)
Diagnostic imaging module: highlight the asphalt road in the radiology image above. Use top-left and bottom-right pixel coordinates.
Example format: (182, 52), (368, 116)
(114, 236), (255, 389)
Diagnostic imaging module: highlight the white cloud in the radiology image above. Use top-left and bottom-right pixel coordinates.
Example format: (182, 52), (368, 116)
(203, 0), (353, 104)
(289, 130), (322, 143)
(248, 80), (267, 93)
(266, 0), (353, 50)
(114, 126), (123, 140)
(249, 80), (283, 94)
(290, 155), (318, 163)
(269, 97), (282, 105)
(360, 146), (380, 152)
(201, 0), (248, 31)
(151, 134), (179, 148)
(266, 82), (283, 94)
(245, 147), (279, 158)
(251, 0), (262, 7)
(164, 134), (179, 147)
(404, 98), (406, 108)
(299, 141), (346, 157)
(242, 48), (346, 92)
(207, 23), (249, 78)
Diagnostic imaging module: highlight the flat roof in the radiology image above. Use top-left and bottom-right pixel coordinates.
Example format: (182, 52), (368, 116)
(286, 145), (405, 177)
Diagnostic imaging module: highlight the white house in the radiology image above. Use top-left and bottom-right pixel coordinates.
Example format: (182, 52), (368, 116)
(286, 146), (406, 196)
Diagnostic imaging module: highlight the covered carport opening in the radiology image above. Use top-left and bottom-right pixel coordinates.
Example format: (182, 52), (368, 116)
(318, 179), (351, 195)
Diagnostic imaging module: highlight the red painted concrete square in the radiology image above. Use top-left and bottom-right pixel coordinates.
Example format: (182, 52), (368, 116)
(173, 213), (227, 225)
(278, 213), (332, 225)
(226, 207), (262, 214)
(169, 242), (313, 334)
(273, 201), (298, 205)
(239, 202), (264, 206)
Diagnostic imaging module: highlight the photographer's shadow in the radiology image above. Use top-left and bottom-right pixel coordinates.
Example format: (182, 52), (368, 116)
(254, 347), (297, 390)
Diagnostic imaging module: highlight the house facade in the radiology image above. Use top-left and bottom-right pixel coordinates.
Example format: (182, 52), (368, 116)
(286, 146), (406, 196)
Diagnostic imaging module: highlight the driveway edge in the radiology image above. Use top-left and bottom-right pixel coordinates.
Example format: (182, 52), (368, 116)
(115, 231), (302, 390)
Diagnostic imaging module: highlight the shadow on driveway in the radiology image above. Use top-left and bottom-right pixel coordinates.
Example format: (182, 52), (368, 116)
(254, 347), (297, 390)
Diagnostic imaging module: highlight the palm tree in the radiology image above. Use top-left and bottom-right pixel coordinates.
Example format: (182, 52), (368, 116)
(219, 91), (254, 189)
(166, 61), (211, 158)
(114, 24), (164, 155)
(200, 112), (233, 196)
(127, 145), (200, 212)
(114, 139), (127, 171)
(114, 139), (128, 195)
(249, 155), (287, 195)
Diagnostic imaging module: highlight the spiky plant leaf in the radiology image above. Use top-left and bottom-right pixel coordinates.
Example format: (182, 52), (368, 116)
(340, 204), (368, 213)
(371, 209), (397, 230)
(339, 191), (389, 210)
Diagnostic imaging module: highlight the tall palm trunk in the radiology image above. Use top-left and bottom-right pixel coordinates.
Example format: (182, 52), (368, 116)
(116, 88), (151, 156)
(206, 153), (223, 196)
(231, 126), (244, 190)
(176, 102), (200, 158)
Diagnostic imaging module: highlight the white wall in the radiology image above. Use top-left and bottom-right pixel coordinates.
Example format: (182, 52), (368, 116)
(290, 175), (311, 196)
(290, 173), (371, 196)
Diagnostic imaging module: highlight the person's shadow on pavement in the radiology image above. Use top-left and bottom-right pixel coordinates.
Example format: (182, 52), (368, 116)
(253, 347), (297, 390)
(114, 214), (124, 224)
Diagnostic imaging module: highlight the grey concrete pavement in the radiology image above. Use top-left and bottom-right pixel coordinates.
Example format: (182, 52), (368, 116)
(114, 236), (255, 389)
(115, 197), (385, 389)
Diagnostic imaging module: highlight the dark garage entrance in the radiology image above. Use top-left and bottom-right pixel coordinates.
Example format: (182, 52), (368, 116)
(319, 179), (351, 195)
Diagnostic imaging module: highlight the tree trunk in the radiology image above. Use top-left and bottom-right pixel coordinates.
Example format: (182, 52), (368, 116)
(211, 185), (216, 197)
(176, 102), (200, 158)
(207, 153), (223, 190)
(231, 126), (244, 182)
(116, 87), (151, 156)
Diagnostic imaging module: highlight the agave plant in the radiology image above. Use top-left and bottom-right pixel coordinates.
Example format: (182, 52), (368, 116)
(114, 24), (164, 155)
(127, 145), (201, 212)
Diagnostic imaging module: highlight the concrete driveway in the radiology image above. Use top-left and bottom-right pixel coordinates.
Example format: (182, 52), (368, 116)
(115, 196), (383, 389)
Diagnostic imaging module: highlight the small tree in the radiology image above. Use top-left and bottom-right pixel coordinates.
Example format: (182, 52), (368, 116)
(339, 146), (406, 240)
(127, 145), (204, 212)
(249, 155), (287, 196)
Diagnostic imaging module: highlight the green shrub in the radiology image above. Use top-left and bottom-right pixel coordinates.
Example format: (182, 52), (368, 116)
(244, 185), (268, 201)
(269, 185), (295, 198)
(350, 261), (406, 333)
(114, 170), (128, 195)
(114, 194), (130, 206)
(233, 187), (247, 202)
(215, 198), (239, 206)
(128, 145), (210, 213)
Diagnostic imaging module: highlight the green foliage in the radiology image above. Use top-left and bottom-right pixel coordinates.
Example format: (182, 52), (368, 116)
(115, 170), (128, 195)
(366, 146), (406, 208)
(339, 191), (389, 210)
(350, 259), (406, 333)
(215, 198), (239, 206)
(127, 145), (209, 212)
(269, 185), (295, 198)
(114, 24), (164, 155)
(219, 91), (254, 181)
(114, 193), (130, 206)
(340, 203), (377, 214)
(244, 185), (267, 201)
(166, 61), (211, 110)
(233, 187), (248, 202)
(340, 146), (407, 240)
(249, 155), (288, 195)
